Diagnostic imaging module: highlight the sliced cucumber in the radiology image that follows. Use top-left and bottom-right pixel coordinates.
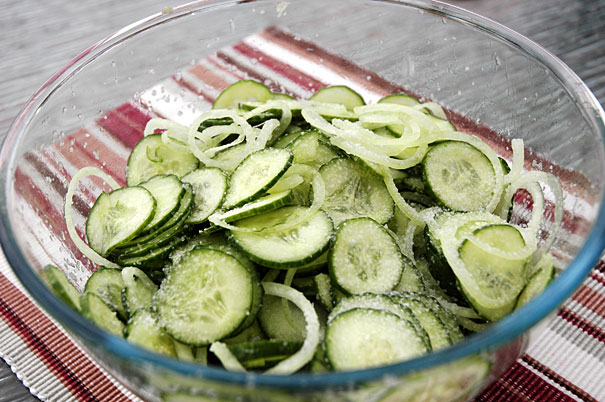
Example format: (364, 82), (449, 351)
(273, 130), (303, 149)
(227, 340), (302, 370)
(80, 292), (124, 337)
(258, 294), (306, 343)
(216, 190), (293, 223)
(229, 206), (333, 269)
(423, 140), (496, 211)
(455, 224), (529, 321)
(391, 294), (452, 349)
(156, 247), (258, 345)
(86, 186), (156, 257)
(325, 308), (428, 370)
(516, 253), (555, 309)
(309, 85), (366, 111)
(113, 186), (193, 260)
(43, 265), (81, 311)
(121, 267), (157, 317)
(287, 130), (340, 169)
(181, 168), (228, 224)
(329, 293), (431, 351)
(314, 273), (334, 311)
(397, 291), (464, 343)
(223, 320), (265, 345)
(393, 258), (426, 293)
(222, 148), (293, 209)
(378, 93), (420, 107)
(126, 309), (177, 357)
(139, 174), (185, 233)
(126, 134), (198, 186)
(84, 268), (126, 320)
(330, 218), (403, 295)
(319, 157), (394, 226)
(213, 80), (272, 110)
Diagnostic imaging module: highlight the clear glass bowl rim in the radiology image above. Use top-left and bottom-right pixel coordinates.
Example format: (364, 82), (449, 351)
(1, 0), (604, 390)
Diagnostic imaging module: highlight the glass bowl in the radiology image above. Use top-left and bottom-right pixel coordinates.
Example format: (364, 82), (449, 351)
(1, 0), (604, 401)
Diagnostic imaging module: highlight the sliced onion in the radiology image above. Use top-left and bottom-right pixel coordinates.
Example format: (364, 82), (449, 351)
(415, 102), (447, 120)
(209, 342), (246, 372)
(381, 166), (425, 226)
(210, 165), (325, 234)
(300, 108), (340, 136)
(65, 167), (120, 268)
(505, 138), (524, 184)
(331, 136), (427, 170)
(262, 282), (319, 375)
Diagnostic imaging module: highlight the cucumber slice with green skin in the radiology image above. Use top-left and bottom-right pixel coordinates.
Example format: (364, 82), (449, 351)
(516, 253), (555, 309)
(222, 148), (293, 210)
(325, 308), (429, 370)
(390, 294), (452, 349)
(423, 140), (496, 212)
(455, 224), (529, 321)
(84, 268), (126, 320)
(318, 157), (394, 226)
(200, 243), (263, 333)
(156, 247), (258, 346)
(329, 293), (431, 351)
(216, 190), (294, 223)
(86, 186), (156, 257)
(425, 211), (502, 303)
(80, 292), (125, 337)
(287, 130), (341, 170)
(258, 294), (306, 343)
(395, 291), (463, 343)
(120, 267), (157, 317)
(223, 320), (265, 345)
(377, 93), (421, 135)
(273, 130), (303, 149)
(213, 143), (247, 167)
(116, 234), (188, 269)
(291, 276), (317, 296)
(126, 134), (198, 186)
(113, 186), (194, 257)
(181, 168), (228, 225)
(329, 218), (403, 295)
(213, 80), (272, 109)
(126, 309), (176, 357)
(229, 206), (333, 269)
(271, 92), (294, 101)
(227, 340), (302, 369)
(378, 93), (420, 107)
(291, 252), (328, 277)
(138, 174), (185, 234)
(392, 257), (426, 293)
(309, 85), (366, 111)
(43, 265), (81, 311)
(314, 273), (334, 311)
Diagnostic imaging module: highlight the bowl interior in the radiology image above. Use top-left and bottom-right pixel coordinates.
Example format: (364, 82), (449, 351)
(1, 0), (604, 396)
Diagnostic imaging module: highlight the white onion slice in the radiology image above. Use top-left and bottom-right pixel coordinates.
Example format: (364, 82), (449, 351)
(262, 282), (319, 375)
(64, 166), (120, 268)
(381, 166), (425, 226)
(209, 342), (246, 372)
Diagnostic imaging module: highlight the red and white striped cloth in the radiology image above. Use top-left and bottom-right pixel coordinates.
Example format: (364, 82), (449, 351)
(0, 27), (603, 402)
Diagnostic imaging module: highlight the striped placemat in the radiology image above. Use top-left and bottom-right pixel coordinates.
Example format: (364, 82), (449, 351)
(0, 26), (604, 402)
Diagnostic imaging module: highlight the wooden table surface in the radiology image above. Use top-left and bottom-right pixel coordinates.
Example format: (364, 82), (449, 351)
(0, 0), (603, 401)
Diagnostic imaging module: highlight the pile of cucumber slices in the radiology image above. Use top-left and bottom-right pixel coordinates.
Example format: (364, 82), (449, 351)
(47, 80), (562, 373)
